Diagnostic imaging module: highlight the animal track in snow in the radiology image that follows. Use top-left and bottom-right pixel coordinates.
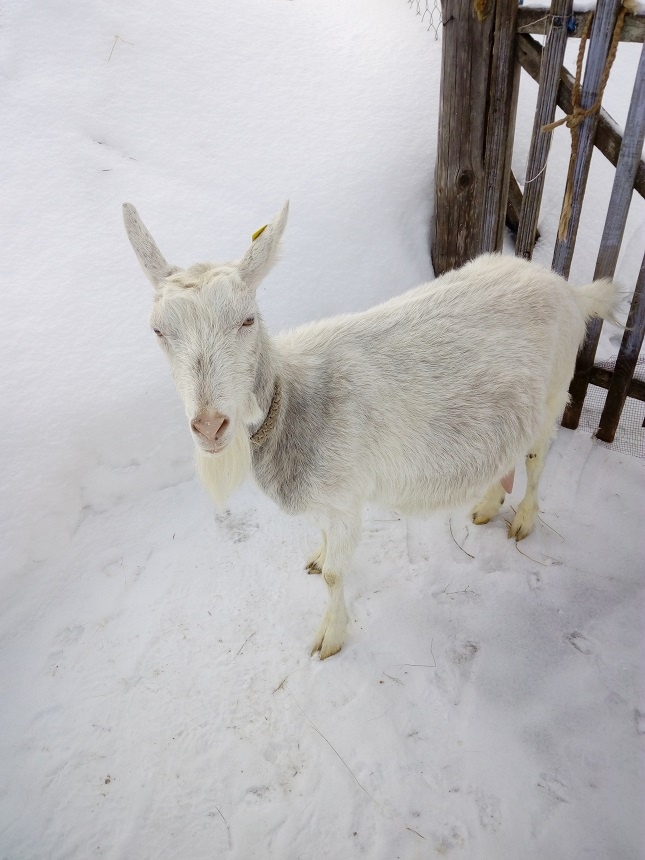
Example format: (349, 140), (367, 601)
(528, 571), (542, 591)
(433, 823), (467, 854)
(565, 631), (594, 655)
(474, 790), (502, 832)
(537, 772), (570, 803)
(55, 625), (85, 645)
(217, 510), (259, 544)
(449, 641), (479, 665)
(244, 784), (272, 804)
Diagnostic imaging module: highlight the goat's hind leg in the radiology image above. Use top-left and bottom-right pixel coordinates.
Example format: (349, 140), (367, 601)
(508, 384), (566, 541)
(472, 482), (506, 525)
(508, 434), (550, 541)
(305, 530), (326, 575)
(311, 514), (359, 659)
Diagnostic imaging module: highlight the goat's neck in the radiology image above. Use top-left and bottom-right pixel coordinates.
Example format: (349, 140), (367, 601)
(249, 326), (281, 434)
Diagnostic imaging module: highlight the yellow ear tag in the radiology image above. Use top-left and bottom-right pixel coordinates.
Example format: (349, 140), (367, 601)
(252, 224), (268, 242)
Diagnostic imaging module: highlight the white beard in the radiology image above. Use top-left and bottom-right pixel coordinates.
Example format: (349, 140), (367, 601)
(195, 422), (252, 510)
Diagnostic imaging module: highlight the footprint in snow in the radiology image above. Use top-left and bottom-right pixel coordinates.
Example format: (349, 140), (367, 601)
(433, 823), (467, 855)
(537, 772), (570, 803)
(435, 639), (480, 706)
(528, 571), (542, 591)
(531, 772), (572, 838)
(217, 510), (259, 544)
(449, 641), (479, 665)
(244, 784), (272, 804)
(55, 625), (85, 645)
(565, 631), (594, 655)
(473, 790), (502, 832)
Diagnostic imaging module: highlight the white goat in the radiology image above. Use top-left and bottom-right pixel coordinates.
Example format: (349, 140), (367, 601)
(123, 201), (618, 659)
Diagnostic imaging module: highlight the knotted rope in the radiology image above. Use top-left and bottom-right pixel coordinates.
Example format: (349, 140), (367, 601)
(542, 7), (627, 136)
(539, 4), (628, 240)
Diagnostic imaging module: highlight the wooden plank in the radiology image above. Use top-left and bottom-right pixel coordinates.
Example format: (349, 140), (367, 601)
(594, 40), (645, 278)
(516, 0), (573, 260)
(506, 170), (540, 241)
(552, 0), (624, 279)
(516, 34), (645, 199)
(517, 8), (645, 43)
(596, 252), (645, 441)
(432, 1), (494, 275)
(563, 41), (645, 430)
(481, 0), (521, 252)
(589, 366), (645, 401)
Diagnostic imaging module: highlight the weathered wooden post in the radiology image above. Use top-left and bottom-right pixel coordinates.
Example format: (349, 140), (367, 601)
(432, 0), (519, 275)
(481, 0), (521, 252)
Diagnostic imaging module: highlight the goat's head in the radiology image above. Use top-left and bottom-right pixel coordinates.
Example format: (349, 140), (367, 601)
(123, 201), (289, 458)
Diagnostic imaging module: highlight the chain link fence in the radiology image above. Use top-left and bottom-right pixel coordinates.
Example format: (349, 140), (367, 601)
(408, 0), (442, 39)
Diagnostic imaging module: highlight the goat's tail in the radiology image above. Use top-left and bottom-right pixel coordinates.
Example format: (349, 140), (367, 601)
(571, 277), (622, 327)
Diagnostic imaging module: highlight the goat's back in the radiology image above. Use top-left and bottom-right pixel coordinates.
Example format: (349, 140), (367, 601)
(270, 255), (611, 514)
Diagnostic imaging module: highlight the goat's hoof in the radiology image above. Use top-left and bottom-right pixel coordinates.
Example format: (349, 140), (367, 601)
(507, 512), (535, 541)
(472, 514), (490, 525)
(311, 615), (347, 660)
(312, 640), (342, 660)
(306, 545), (325, 574)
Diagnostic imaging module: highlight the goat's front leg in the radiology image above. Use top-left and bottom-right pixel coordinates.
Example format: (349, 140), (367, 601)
(311, 513), (360, 660)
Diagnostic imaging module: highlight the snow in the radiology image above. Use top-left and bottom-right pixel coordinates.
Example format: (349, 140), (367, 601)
(1, 2), (643, 858)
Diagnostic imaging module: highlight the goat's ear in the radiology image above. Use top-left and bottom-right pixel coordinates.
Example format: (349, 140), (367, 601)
(238, 201), (289, 292)
(122, 203), (178, 287)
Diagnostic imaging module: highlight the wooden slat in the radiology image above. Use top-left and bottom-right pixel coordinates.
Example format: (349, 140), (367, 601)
(481, 0), (521, 252)
(596, 252), (645, 441)
(517, 8), (645, 43)
(516, 34), (645, 199)
(552, 0), (624, 279)
(594, 40), (645, 278)
(515, 0), (573, 260)
(563, 41), (645, 430)
(506, 170), (540, 241)
(589, 366), (645, 401)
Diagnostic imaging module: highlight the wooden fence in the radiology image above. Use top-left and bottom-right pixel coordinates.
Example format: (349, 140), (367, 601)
(432, 0), (645, 444)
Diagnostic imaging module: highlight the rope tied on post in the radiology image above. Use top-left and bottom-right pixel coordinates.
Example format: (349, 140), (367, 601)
(541, 5), (627, 135)
(541, 2), (629, 240)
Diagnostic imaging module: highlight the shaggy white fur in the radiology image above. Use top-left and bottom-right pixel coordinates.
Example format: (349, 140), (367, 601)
(124, 202), (620, 659)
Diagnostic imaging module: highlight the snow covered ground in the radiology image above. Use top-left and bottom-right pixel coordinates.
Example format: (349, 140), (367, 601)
(1, 2), (643, 858)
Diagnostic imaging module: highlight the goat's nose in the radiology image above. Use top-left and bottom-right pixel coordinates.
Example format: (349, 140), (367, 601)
(191, 411), (230, 443)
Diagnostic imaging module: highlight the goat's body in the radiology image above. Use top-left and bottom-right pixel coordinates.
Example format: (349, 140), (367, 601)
(124, 202), (619, 660)
(253, 255), (590, 516)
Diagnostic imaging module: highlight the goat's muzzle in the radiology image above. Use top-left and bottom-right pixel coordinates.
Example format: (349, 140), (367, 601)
(191, 411), (230, 452)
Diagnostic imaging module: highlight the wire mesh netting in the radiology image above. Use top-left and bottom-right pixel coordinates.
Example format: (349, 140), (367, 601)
(575, 355), (645, 459)
(408, 0), (442, 39)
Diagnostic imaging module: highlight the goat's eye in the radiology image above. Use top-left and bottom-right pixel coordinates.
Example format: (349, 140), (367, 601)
(242, 316), (255, 327)
(152, 328), (163, 337)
